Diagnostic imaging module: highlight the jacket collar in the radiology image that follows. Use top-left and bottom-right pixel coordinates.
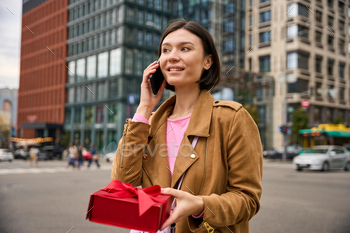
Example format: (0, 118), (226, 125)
(149, 89), (214, 138)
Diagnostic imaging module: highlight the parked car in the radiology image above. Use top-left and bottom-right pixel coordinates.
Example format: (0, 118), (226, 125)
(14, 149), (29, 160)
(104, 152), (115, 163)
(275, 146), (301, 160)
(263, 149), (277, 159)
(37, 147), (53, 160)
(0, 149), (14, 162)
(53, 144), (63, 160)
(293, 145), (350, 171)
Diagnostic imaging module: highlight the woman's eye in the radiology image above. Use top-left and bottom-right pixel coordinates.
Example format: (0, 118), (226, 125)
(181, 47), (190, 51)
(162, 48), (170, 53)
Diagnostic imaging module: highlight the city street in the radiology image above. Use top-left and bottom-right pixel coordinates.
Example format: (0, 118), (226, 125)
(0, 159), (349, 233)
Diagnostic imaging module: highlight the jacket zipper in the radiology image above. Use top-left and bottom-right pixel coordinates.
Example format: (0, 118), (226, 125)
(202, 222), (214, 233)
(120, 119), (128, 168)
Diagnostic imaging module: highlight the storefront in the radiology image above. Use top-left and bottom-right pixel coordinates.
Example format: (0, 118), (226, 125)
(299, 124), (350, 148)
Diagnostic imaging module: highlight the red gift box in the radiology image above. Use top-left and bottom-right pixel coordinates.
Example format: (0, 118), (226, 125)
(86, 180), (172, 232)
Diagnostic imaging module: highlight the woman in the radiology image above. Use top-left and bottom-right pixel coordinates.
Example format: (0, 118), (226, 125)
(111, 20), (263, 233)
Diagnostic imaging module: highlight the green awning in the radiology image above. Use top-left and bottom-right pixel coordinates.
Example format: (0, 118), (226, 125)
(325, 131), (350, 138)
(299, 129), (325, 134)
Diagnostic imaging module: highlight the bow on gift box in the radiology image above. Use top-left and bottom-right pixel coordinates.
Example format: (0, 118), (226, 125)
(100, 180), (164, 216)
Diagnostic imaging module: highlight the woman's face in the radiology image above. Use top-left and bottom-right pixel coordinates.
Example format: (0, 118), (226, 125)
(160, 29), (212, 88)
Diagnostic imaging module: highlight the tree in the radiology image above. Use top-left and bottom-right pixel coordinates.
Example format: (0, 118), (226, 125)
(291, 107), (309, 144)
(333, 116), (345, 124)
(243, 104), (260, 124)
(61, 131), (71, 149)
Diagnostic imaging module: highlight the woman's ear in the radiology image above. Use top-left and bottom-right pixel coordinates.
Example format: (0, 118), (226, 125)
(203, 54), (213, 70)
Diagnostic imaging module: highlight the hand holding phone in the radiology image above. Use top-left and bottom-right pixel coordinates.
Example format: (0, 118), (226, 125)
(136, 61), (166, 121)
(148, 59), (165, 95)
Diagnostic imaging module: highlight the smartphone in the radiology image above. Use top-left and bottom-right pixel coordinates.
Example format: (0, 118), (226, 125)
(148, 60), (164, 95)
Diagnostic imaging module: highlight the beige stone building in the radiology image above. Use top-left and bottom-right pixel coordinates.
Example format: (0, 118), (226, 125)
(245, 0), (350, 149)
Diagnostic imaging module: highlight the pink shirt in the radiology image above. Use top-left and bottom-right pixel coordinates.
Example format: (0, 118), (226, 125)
(132, 113), (204, 218)
(132, 113), (191, 176)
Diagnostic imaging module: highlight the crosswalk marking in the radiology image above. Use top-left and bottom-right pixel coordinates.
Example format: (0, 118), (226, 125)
(0, 165), (111, 175)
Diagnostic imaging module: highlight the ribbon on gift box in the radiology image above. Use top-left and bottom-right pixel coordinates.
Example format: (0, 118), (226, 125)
(99, 180), (165, 216)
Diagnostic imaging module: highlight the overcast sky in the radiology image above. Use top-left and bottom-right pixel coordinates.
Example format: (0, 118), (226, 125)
(0, 0), (22, 89)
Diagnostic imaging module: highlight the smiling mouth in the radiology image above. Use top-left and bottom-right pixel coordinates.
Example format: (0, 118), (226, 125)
(168, 68), (184, 71)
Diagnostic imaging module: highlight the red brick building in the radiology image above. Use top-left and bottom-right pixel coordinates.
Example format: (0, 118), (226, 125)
(18, 0), (68, 139)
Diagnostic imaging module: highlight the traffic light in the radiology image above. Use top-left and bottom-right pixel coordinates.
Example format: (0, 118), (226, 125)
(280, 125), (289, 134)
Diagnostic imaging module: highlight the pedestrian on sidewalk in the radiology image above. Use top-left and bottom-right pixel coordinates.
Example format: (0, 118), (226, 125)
(77, 143), (84, 169)
(88, 144), (100, 168)
(29, 146), (39, 167)
(66, 142), (76, 169)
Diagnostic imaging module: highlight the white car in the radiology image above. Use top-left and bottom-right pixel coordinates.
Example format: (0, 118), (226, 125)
(104, 152), (116, 163)
(293, 145), (350, 171)
(0, 149), (14, 162)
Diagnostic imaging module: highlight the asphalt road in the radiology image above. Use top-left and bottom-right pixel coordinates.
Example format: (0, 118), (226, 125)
(0, 159), (349, 233)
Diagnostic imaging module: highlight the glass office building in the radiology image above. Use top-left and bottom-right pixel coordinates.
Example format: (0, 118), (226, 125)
(172, 0), (246, 68)
(65, 0), (172, 151)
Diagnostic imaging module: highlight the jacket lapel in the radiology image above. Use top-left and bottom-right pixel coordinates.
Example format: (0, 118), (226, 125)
(148, 89), (214, 188)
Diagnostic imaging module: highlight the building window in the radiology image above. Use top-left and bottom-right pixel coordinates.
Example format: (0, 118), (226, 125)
(328, 16), (334, 27)
(125, 49), (133, 74)
(315, 11), (322, 23)
(155, 0), (162, 10)
(288, 79), (309, 93)
(339, 63), (345, 78)
(110, 48), (122, 76)
(315, 56), (322, 73)
(249, 15), (252, 26)
(126, 7), (134, 22)
(85, 83), (95, 101)
(337, 21), (344, 34)
(145, 32), (152, 46)
(287, 3), (308, 18)
(109, 80), (118, 98)
(249, 35), (253, 45)
(224, 38), (234, 52)
(74, 108), (82, 123)
(135, 51), (143, 76)
(98, 52), (108, 78)
(327, 60), (334, 76)
(87, 55), (96, 80)
(339, 87), (345, 101)
(338, 1), (344, 14)
(68, 61), (75, 83)
(68, 88), (75, 103)
(76, 85), (84, 103)
(65, 108), (72, 124)
(85, 107), (93, 123)
(315, 31), (322, 43)
(259, 56), (270, 72)
(76, 58), (86, 81)
(316, 82), (322, 97)
(97, 82), (107, 100)
(327, 0), (333, 8)
(259, 10), (271, 23)
(224, 21), (234, 32)
(138, 31), (143, 46)
(260, 0), (269, 3)
(259, 31), (271, 43)
(328, 35), (334, 48)
(107, 103), (118, 123)
(287, 24), (308, 38)
(287, 52), (309, 70)
(96, 105), (104, 123)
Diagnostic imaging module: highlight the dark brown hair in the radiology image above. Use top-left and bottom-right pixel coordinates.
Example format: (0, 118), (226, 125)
(158, 19), (221, 91)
